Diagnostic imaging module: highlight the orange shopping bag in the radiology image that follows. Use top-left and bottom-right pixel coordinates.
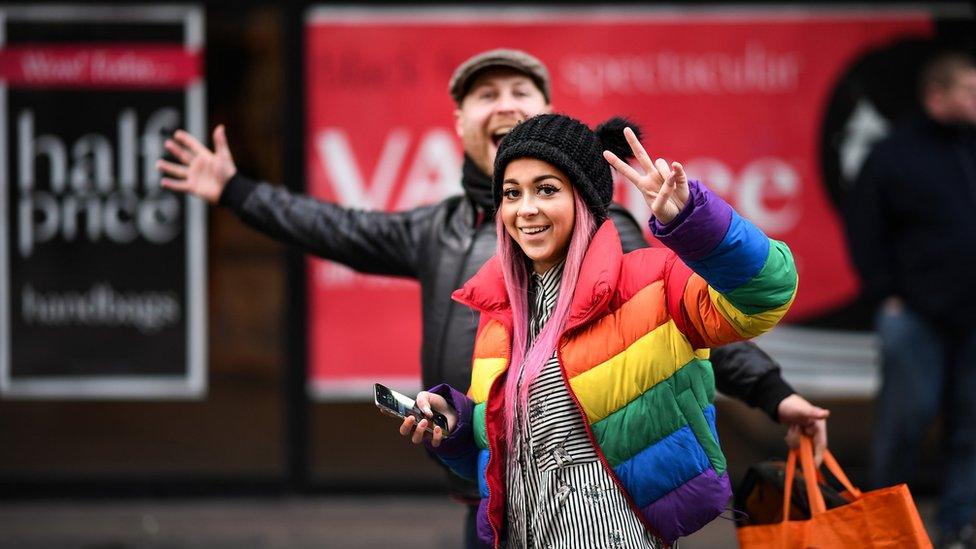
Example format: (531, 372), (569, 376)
(737, 436), (931, 548)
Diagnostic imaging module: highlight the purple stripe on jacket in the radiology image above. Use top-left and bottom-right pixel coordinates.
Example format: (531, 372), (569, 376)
(639, 468), (732, 544)
(649, 180), (733, 261)
(423, 383), (475, 459)
(476, 498), (495, 546)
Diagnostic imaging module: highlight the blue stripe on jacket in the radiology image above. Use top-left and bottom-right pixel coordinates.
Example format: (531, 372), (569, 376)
(612, 405), (718, 508)
(686, 211), (769, 293)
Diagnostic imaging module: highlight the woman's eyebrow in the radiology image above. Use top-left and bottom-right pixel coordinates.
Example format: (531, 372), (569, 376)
(533, 174), (563, 184)
(502, 174), (564, 185)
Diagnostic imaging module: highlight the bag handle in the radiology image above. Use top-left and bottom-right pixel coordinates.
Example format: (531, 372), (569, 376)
(780, 435), (863, 521)
(798, 436), (827, 516)
(781, 442), (799, 520)
(822, 450), (863, 499)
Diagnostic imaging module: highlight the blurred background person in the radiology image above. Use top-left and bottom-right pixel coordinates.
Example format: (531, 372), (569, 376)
(845, 50), (976, 548)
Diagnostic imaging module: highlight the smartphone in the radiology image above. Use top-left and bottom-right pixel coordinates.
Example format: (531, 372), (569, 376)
(374, 383), (449, 435)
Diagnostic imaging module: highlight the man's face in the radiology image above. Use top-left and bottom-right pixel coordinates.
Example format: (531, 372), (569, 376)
(454, 68), (550, 176)
(928, 68), (976, 126)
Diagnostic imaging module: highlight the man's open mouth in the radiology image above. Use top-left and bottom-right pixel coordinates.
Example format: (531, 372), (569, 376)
(490, 126), (513, 147)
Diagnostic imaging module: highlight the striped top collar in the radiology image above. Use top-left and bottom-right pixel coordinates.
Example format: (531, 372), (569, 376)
(528, 260), (564, 340)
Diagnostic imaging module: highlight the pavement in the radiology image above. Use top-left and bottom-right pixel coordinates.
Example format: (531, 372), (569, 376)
(0, 494), (939, 548)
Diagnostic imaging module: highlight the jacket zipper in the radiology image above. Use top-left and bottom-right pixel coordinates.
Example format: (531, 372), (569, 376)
(483, 319), (510, 549)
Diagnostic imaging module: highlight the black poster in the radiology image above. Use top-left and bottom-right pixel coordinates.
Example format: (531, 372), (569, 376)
(1, 6), (206, 398)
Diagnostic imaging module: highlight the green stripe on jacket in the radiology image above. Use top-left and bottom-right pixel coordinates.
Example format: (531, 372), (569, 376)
(473, 401), (488, 450)
(722, 240), (797, 315)
(591, 358), (719, 469)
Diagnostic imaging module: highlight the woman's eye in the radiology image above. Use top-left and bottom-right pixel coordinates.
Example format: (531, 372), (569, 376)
(503, 189), (520, 199)
(538, 185), (558, 196)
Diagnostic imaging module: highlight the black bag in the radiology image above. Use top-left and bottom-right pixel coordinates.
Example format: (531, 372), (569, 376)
(734, 459), (852, 527)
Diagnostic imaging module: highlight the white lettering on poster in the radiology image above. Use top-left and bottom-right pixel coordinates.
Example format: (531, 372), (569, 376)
(16, 107), (182, 257)
(315, 127), (460, 210)
(561, 43), (801, 102)
(21, 283), (180, 333)
(316, 128), (410, 209)
(20, 51), (88, 82)
(19, 50), (172, 84)
(312, 129), (802, 275)
(90, 52), (163, 83)
(623, 156), (802, 235)
(394, 129), (460, 210)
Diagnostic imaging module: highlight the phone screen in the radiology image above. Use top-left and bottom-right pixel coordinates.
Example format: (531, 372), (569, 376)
(375, 383), (417, 418)
(374, 383), (448, 432)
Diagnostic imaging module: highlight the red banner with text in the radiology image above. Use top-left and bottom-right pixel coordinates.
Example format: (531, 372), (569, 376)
(304, 8), (932, 398)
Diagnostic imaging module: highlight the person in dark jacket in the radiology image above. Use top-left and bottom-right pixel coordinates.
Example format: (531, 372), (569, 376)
(158, 48), (828, 547)
(846, 51), (976, 548)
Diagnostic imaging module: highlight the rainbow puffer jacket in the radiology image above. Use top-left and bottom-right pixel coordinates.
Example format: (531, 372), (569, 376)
(427, 181), (797, 547)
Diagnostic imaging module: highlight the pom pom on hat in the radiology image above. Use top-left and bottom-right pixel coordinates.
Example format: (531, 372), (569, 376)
(596, 117), (641, 161)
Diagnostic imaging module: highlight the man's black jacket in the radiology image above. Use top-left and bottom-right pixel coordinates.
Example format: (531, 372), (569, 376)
(220, 156), (793, 494)
(846, 112), (976, 329)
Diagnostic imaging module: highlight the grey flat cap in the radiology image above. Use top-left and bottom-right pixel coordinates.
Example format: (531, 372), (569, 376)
(449, 48), (551, 104)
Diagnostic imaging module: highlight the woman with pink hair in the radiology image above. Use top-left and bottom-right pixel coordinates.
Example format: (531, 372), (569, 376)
(397, 113), (798, 548)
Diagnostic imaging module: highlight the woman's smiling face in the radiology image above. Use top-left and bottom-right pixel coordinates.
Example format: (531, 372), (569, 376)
(499, 158), (576, 274)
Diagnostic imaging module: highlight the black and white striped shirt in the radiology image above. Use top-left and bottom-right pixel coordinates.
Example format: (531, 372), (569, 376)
(505, 262), (663, 549)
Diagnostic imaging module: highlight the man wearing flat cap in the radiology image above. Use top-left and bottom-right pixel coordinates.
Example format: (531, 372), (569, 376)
(158, 48), (825, 548)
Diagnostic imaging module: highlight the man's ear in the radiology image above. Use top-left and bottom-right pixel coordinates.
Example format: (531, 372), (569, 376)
(454, 108), (465, 138)
(924, 86), (946, 119)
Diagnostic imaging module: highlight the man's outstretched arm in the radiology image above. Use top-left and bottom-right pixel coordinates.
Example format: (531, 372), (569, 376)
(159, 126), (434, 278)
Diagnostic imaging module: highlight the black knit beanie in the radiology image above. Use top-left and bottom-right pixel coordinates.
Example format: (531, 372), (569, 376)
(492, 113), (640, 223)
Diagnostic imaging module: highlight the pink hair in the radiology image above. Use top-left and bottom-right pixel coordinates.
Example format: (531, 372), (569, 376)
(495, 190), (597, 452)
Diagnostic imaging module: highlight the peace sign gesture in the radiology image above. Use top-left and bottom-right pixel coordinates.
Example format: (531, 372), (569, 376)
(603, 128), (690, 225)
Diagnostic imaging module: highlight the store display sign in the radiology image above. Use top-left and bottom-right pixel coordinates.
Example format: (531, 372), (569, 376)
(0, 5), (207, 398)
(305, 6), (932, 399)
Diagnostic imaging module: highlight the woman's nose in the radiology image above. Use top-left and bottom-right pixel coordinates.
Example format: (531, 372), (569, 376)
(517, 197), (538, 217)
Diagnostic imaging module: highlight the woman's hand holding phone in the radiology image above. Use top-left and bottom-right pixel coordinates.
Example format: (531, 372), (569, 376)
(398, 391), (457, 447)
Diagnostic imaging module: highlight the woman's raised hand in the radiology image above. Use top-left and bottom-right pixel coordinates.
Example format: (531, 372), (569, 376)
(157, 125), (237, 204)
(398, 391), (457, 448)
(603, 128), (690, 224)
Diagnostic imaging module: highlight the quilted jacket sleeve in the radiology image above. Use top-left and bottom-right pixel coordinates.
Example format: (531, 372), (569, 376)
(711, 341), (795, 421)
(652, 180), (798, 349)
(422, 383), (479, 481)
(611, 199), (794, 417)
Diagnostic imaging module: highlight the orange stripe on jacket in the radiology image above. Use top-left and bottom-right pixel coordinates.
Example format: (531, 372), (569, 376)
(560, 281), (670, 380)
(681, 274), (743, 348)
(473, 321), (509, 360)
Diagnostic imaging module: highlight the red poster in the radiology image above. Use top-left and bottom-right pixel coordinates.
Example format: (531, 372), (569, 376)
(305, 7), (932, 398)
